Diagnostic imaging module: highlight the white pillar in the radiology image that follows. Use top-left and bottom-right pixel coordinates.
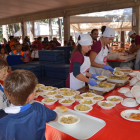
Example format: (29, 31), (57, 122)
(30, 21), (35, 43)
(21, 21), (27, 41)
(2, 25), (8, 44)
(63, 16), (70, 43)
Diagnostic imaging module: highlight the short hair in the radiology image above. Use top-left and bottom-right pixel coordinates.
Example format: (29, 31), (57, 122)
(0, 58), (8, 69)
(91, 29), (98, 34)
(101, 26), (106, 34)
(4, 70), (38, 106)
(37, 36), (42, 40)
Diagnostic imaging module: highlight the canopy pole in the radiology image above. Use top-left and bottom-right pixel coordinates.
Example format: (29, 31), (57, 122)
(21, 21), (27, 42)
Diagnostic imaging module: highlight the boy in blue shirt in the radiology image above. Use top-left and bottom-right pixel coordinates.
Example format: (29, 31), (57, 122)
(0, 69), (58, 140)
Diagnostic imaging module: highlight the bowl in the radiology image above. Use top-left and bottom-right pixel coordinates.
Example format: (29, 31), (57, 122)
(131, 86), (140, 98)
(118, 87), (130, 94)
(41, 97), (57, 105)
(73, 94), (83, 102)
(79, 99), (96, 106)
(130, 77), (139, 86)
(106, 96), (123, 104)
(98, 101), (116, 110)
(81, 93), (96, 100)
(70, 90), (80, 95)
(62, 91), (76, 98)
(46, 91), (58, 98)
(55, 94), (64, 100)
(41, 86), (54, 91)
(58, 88), (70, 94)
(132, 71), (140, 74)
(36, 84), (45, 90)
(125, 91), (134, 98)
(96, 76), (107, 81)
(59, 98), (75, 106)
(74, 104), (93, 113)
(58, 114), (80, 126)
(121, 98), (138, 107)
(113, 71), (124, 77)
(92, 95), (104, 102)
(134, 81), (140, 86)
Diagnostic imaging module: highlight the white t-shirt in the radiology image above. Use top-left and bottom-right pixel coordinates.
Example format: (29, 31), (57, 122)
(0, 54), (8, 61)
(31, 50), (39, 58)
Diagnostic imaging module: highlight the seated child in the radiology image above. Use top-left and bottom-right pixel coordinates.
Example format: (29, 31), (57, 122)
(0, 47), (8, 62)
(9, 45), (15, 55)
(11, 43), (25, 61)
(31, 45), (39, 61)
(0, 59), (9, 119)
(0, 70), (57, 140)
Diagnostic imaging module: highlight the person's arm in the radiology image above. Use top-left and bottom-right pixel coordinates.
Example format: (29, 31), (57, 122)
(89, 51), (103, 68)
(129, 44), (140, 53)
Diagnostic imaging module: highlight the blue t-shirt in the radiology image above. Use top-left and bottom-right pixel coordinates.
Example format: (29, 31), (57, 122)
(0, 102), (57, 140)
(11, 51), (25, 57)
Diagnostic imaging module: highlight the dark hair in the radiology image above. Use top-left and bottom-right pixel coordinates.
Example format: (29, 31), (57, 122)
(131, 40), (135, 43)
(11, 45), (15, 48)
(9, 36), (14, 40)
(24, 44), (29, 52)
(37, 37), (42, 40)
(91, 29), (98, 34)
(4, 70), (38, 106)
(0, 47), (7, 54)
(71, 35), (82, 57)
(0, 58), (8, 69)
(101, 26), (106, 34)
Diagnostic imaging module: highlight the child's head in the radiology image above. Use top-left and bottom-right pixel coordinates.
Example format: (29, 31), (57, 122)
(0, 58), (8, 81)
(32, 45), (38, 51)
(4, 70), (38, 106)
(16, 44), (22, 52)
(11, 45), (15, 52)
(0, 47), (7, 54)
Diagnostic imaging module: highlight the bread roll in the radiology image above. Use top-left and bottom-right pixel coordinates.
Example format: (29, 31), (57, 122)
(56, 106), (68, 112)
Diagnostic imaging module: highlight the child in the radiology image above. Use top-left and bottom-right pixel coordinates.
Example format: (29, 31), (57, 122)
(9, 45), (15, 55)
(0, 59), (9, 119)
(23, 44), (31, 63)
(11, 43), (25, 61)
(31, 45), (39, 61)
(0, 47), (8, 62)
(0, 70), (57, 140)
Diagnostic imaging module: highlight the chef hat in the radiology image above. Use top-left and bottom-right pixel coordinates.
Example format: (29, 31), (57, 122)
(76, 33), (93, 46)
(128, 30), (136, 37)
(101, 26), (115, 37)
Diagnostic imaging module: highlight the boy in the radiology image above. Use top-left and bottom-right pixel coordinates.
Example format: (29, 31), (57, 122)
(9, 45), (15, 55)
(0, 70), (57, 140)
(11, 43), (25, 61)
(31, 45), (39, 61)
(0, 59), (9, 119)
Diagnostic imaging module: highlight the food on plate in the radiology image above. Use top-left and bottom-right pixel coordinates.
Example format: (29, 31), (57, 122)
(83, 92), (95, 97)
(74, 95), (83, 99)
(98, 76), (105, 78)
(47, 91), (57, 95)
(56, 106), (68, 112)
(36, 89), (43, 92)
(120, 70), (132, 73)
(100, 102), (113, 107)
(82, 100), (93, 104)
(95, 82), (113, 88)
(129, 113), (140, 120)
(93, 96), (103, 100)
(76, 104), (90, 111)
(109, 76), (128, 80)
(55, 94), (63, 98)
(114, 71), (123, 76)
(41, 86), (53, 90)
(61, 99), (74, 103)
(60, 116), (77, 124)
(62, 91), (74, 96)
(109, 97), (120, 101)
(36, 84), (43, 87)
(43, 98), (56, 103)
(70, 90), (79, 94)
(60, 88), (69, 91)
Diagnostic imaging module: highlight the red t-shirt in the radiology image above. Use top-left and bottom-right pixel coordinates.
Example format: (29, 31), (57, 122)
(135, 35), (140, 45)
(66, 51), (84, 87)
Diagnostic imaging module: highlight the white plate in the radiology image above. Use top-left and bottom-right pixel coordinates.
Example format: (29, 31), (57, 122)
(119, 87), (130, 94)
(46, 91), (58, 98)
(106, 96), (123, 104)
(41, 98), (57, 105)
(118, 89), (126, 94)
(62, 92), (76, 99)
(59, 98), (75, 106)
(121, 109), (140, 122)
(74, 104), (93, 113)
(98, 101), (116, 110)
(81, 93), (96, 100)
(79, 99), (96, 106)
(58, 88), (71, 94)
(92, 95), (104, 102)
(96, 76), (107, 81)
(113, 71), (124, 77)
(124, 92), (134, 98)
(58, 114), (80, 126)
(121, 99), (139, 107)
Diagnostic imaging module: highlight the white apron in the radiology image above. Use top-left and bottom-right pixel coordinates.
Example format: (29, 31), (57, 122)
(89, 45), (109, 76)
(136, 48), (140, 64)
(70, 56), (91, 90)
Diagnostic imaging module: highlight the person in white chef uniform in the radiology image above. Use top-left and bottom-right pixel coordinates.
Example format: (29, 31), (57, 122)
(89, 26), (115, 83)
(66, 33), (100, 90)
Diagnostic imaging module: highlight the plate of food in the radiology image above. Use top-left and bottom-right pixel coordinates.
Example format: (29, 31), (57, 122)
(121, 109), (140, 122)
(55, 94), (64, 100)
(59, 98), (75, 106)
(35, 89), (44, 94)
(81, 92), (96, 100)
(113, 71), (124, 77)
(36, 84), (45, 90)
(58, 88), (70, 94)
(107, 76), (129, 83)
(41, 86), (54, 91)
(73, 94), (83, 102)
(70, 90), (80, 95)
(62, 91), (76, 98)
(106, 96), (123, 104)
(46, 91), (58, 98)
(80, 99), (96, 106)
(41, 98), (57, 105)
(58, 114), (80, 126)
(96, 76), (107, 81)
(74, 104), (93, 113)
(93, 95), (104, 102)
(98, 101), (116, 109)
